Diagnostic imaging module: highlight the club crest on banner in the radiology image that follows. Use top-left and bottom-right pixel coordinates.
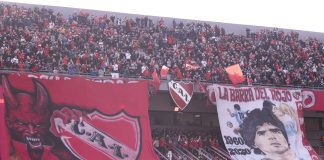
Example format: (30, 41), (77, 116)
(50, 110), (141, 160)
(168, 81), (193, 110)
(302, 91), (315, 109)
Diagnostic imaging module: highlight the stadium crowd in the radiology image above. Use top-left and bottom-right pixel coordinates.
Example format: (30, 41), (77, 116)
(0, 3), (324, 87)
(151, 128), (226, 159)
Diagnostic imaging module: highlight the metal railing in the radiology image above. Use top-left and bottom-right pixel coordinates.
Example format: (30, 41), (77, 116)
(209, 146), (232, 160)
(172, 145), (196, 160)
(153, 147), (168, 160)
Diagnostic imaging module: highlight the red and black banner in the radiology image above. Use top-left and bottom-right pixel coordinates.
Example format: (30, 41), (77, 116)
(0, 73), (158, 160)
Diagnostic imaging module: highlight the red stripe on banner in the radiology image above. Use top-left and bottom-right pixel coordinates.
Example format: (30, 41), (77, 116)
(170, 89), (187, 109)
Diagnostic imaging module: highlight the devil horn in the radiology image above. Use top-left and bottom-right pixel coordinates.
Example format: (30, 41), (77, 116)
(2, 75), (18, 108)
(34, 80), (49, 112)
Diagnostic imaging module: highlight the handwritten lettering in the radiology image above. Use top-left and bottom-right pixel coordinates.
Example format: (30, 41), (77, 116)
(270, 89), (292, 102)
(229, 88), (254, 102)
(218, 87), (229, 101)
(254, 87), (270, 100)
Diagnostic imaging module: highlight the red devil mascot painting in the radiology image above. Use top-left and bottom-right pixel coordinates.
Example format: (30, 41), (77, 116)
(2, 75), (74, 160)
(1, 74), (158, 160)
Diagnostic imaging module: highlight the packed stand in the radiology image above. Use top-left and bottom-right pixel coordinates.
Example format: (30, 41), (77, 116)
(0, 3), (324, 87)
(151, 128), (230, 160)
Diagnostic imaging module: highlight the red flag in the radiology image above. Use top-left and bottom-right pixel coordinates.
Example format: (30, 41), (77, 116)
(152, 69), (160, 90)
(225, 64), (245, 85)
(160, 65), (169, 78)
(1, 73), (159, 160)
(194, 77), (207, 94)
(174, 67), (183, 80)
(194, 78), (212, 107)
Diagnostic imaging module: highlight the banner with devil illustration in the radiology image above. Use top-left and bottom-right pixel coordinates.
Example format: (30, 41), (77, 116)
(211, 84), (320, 160)
(0, 73), (159, 160)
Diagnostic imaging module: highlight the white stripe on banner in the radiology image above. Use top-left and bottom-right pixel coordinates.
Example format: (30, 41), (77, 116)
(168, 81), (191, 104)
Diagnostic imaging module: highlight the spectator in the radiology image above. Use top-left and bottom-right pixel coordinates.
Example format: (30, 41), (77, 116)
(0, 3), (323, 88)
(152, 128), (225, 159)
(167, 149), (172, 160)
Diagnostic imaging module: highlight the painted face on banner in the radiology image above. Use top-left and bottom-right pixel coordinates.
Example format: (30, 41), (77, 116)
(3, 76), (52, 158)
(254, 123), (289, 155)
(7, 105), (50, 149)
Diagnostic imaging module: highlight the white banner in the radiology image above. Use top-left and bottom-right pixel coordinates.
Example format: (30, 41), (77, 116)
(212, 84), (320, 160)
